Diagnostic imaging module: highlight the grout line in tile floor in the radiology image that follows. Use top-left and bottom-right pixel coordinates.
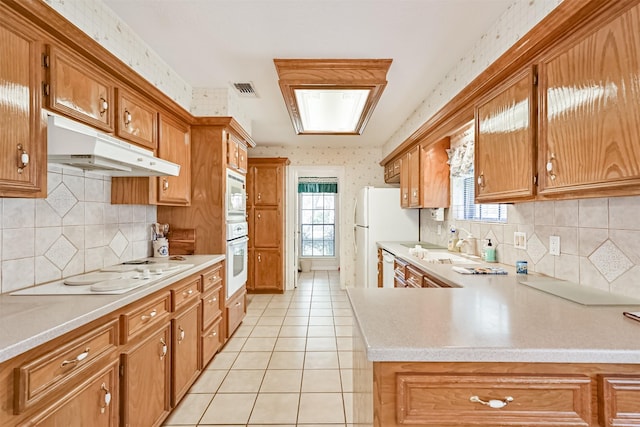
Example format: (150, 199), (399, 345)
(163, 270), (356, 427)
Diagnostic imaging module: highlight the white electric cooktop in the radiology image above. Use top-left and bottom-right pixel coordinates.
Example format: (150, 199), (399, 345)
(11, 262), (194, 295)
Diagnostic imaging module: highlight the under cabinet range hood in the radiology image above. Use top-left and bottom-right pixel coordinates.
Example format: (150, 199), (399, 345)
(47, 114), (180, 177)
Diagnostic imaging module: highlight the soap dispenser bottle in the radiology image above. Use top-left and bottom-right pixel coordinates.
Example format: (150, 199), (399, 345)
(483, 239), (496, 262)
(447, 227), (459, 252)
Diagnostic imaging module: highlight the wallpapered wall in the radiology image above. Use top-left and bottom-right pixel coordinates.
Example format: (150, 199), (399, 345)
(250, 146), (389, 288)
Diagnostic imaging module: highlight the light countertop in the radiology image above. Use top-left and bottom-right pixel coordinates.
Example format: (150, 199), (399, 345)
(0, 254), (224, 364)
(346, 242), (640, 364)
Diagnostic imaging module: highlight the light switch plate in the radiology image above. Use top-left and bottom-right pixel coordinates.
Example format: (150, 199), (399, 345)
(549, 235), (560, 256)
(514, 232), (527, 249)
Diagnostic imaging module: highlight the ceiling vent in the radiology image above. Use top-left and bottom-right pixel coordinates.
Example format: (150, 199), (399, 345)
(232, 82), (258, 98)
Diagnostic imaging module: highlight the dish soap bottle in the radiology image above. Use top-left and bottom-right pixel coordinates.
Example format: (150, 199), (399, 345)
(483, 239), (496, 262)
(447, 227), (459, 252)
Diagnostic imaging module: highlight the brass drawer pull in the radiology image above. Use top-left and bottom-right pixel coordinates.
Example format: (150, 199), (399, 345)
(99, 97), (108, 116)
(178, 326), (185, 343)
(209, 330), (218, 338)
(100, 383), (111, 414)
(60, 347), (90, 367)
(183, 289), (194, 297)
(124, 109), (132, 125)
(208, 297), (217, 304)
(141, 309), (157, 321)
(469, 395), (514, 409)
(235, 302), (242, 307)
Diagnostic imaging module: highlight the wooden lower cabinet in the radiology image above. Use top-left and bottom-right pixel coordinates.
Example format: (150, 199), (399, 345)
(201, 316), (223, 368)
(172, 302), (201, 406)
(253, 249), (282, 292)
(372, 361), (640, 427)
(226, 286), (246, 338)
(120, 324), (171, 427)
(19, 360), (119, 427)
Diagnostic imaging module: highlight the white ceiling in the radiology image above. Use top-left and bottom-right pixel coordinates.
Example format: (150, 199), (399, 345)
(103, 0), (512, 148)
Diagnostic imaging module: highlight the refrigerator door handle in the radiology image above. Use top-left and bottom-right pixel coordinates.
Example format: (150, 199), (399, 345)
(353, 226), (357, 254)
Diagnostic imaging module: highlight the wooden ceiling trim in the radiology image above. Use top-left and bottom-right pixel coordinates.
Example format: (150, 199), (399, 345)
(192, 116), (256, 147)
(380, 0), (632, 165)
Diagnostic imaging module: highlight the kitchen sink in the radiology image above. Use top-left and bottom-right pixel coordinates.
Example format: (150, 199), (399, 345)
(401, 242), (446, 250)
(421, 253), (480, 264)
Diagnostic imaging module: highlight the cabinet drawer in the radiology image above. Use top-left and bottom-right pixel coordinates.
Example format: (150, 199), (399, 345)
(120, 291), (171, 343)
(599, 375), (640, 427)
(395, 373), (592, 426)
(15, 319), (119, 413)
(394, 258), (408, 281)
(226, 288), (246, 338)
(423, 272), (455, 288)
(18, 359), (119, 427)
(202, 285), (222, 330)
(405, 265), (423, 288)
(201, 316), (223, 369)
(172, 276), (201, 311)
(201, 264), (223, 293)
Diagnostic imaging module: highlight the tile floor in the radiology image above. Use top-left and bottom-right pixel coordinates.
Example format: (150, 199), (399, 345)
(163, 270), (356, 426)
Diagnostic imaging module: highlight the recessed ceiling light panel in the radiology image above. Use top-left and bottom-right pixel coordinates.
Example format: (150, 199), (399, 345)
(274, 59), (392, 135)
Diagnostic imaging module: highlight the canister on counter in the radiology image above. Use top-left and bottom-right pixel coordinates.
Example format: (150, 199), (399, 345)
(516, 260), (528, 274)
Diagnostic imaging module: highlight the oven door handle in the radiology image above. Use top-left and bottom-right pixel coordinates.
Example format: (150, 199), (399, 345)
(228, 236), (249, 246)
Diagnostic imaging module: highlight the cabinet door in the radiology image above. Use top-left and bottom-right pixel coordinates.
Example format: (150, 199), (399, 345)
(48, 46), (114, 132)
(421, 138), (450, 208)
(238, 144), (248, 173)
(400, 155), (410, 208)
(21, 361), (119, 427)
(408, 146), (421, 207)
(172, 303), (201, 405)
(247, 248), (255, 291)
(475, 67), (536, 203)
(116, 88), (157, 150)
(158, 114), (191, 206)
(226, 288), (246, 338)
(254, 249), (282, 292)
(0, 16), (45, 197)
(254, 207), (280, 248)
(253, 164), (281, 205)
(226, 133), (239, 170)
(538, 3), (640, 197)
(120, 324), (171, 427)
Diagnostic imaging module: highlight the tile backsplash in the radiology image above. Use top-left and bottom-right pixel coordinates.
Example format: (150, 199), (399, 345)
(0, 165), (156, 294)
(420, 195), (640, 299)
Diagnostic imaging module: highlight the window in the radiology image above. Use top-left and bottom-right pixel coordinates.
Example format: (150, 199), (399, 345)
(452, 174), (507, 222)
(300, 192), (336, 257)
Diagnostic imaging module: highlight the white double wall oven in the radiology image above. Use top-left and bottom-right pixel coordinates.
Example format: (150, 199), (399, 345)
(225, 168), (248, 299)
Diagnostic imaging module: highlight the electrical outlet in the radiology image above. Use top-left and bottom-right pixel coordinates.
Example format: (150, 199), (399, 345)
(514, 232), (527, 249)
(437, 224), (442, 235)
(549, 235), (560, 256)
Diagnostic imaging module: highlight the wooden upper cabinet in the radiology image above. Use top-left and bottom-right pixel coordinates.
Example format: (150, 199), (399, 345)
(226, 132), (248, 173)
(252, 164), (281, 206)
(475, 66), (537, 203)
(157, 114), (191, 206)
(0, 13), (46, 198)
(538, 2), (640, 198)
(408, 145), (420, 207)
(400, 154), (410, 208)
(47, 46), (114, 132)
(384, 158), (401, 183)
(420, 137), (450, 208)
(116, 88), (158, 151)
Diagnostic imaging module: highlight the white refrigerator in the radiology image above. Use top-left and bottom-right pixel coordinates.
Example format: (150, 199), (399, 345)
(354, 187), (419, 288)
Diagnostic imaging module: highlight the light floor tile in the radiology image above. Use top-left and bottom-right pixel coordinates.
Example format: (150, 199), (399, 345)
(249, 325), (282, 337)
(336, 337), (353, 351)
(343, 392), (354, 424)
(262, 307), (288, 316)
(287, 308), (311, 316)
(232, 351), (272, 370)
(310, 301), (332, 308)
(189, 369), (227, 393)
(304, 351), (339, 369)
(335, 325), (353, 337)
(260, 369), (302, 392)
(338, 351), (354, 369)
(206, 352), (238, 370)
(279, 325), (309, 337)
(341, 369), (353, 392)
(221, 336), (247, 352)
(242, 337), (277, 351)
(302, 369), (342, 392)
(200, 393), (257, 424)
(334, 316), (353, 325)
(297, 393), (346, 424)
(218, 369), (265, 393)
(266, 301), (291, 308)
(242, 315), (260, 325)
(310, 308), (333, 316)
(163, 393), (213, 425)
(282, 316), (308, 326)
(232, 323), (254, 337)
(308, 316), (334, 326)
(268, 351), (305, 370)
(249, 393), (300, 424)
(274, 337), (307, 351)
(333, 308), (353, 317)
(256, 316), (285, 326)
(306, 337), (337, 351)
(307, 325), (336, 337)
